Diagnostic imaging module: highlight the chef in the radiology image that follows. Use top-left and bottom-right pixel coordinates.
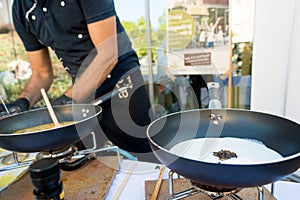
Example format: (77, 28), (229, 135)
(0, 0), (154, 157)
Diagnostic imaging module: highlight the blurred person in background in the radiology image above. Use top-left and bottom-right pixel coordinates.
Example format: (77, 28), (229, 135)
(204, 17), (221, 48)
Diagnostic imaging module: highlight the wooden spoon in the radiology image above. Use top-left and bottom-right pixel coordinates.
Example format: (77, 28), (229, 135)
(40, 88), (60, 127)
(151, 165), (166, 200)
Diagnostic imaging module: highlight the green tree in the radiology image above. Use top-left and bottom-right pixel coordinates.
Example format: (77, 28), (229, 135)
(121, 14), (166, 60)
(121, 17), (146, 58)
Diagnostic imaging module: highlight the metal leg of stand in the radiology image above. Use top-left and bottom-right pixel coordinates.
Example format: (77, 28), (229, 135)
(169, 188), (200, 200)
(77, 132), (122, 171)
(168, 171), (200, 200)
(228, 194), (243, 200)
(257, 186), (264, 200)
(270, 183), (274, 195)
(169, 171), (175, 198)
(209, 194), (225, 200)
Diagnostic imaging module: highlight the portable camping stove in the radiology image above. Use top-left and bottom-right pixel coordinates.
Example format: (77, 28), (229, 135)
(0, 132), (121, 172)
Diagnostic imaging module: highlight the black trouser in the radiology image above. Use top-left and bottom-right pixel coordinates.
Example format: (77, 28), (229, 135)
(189, 75), (213, 108)
(78, 68), (156, 160)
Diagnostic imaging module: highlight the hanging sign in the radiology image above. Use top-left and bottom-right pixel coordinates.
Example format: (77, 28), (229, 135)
(184, 52), (211, 66)
(168, 9), (195, 50)
(166, 0), (230, 75)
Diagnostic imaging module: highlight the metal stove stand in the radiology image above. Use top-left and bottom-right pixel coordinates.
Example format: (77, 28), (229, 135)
(0, 131), (122, 172)
(168, 170), (268, 200)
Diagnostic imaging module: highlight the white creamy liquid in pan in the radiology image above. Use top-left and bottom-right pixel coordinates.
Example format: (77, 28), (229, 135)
(169, 137), (283, 164)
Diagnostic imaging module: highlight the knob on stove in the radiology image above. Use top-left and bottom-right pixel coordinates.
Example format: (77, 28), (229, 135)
(29, 158), (65, 200)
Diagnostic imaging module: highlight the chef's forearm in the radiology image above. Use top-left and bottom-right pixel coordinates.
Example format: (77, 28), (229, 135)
(18, 48), (54, 108)
(65, 53), (118, 103)
(65, 35), (118, 103)
(18, 71), (53, 108)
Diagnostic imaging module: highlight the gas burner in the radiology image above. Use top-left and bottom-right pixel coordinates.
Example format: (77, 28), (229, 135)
(190, 180), (242, 196)
(35, 146), (87, 171)
(168, 171), (267, 200)
(36, 146), (76, 160)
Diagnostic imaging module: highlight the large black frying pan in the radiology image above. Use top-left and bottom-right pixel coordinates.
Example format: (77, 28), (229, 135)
(0, 88), (125, 153)
(0, 104), (101, 152)
(147, 86), (300, 189)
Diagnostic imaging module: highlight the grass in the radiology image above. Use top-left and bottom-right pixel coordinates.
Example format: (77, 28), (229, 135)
(0, 31), (72, 108)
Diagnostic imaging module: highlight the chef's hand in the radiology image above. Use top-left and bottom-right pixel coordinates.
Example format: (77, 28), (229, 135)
(0, 98), (30, 116)
(51, 94), (73, 106)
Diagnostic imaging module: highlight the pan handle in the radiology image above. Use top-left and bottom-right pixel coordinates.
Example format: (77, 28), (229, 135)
(90, 86), (130, 106)
(59, 154), (95, 171)
(207, 82), (222, 109)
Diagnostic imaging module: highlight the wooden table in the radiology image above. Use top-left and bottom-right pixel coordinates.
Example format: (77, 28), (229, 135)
(0, 156), (119, 200)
